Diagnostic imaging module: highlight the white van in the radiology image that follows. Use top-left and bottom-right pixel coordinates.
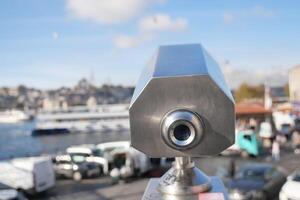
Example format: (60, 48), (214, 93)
(97, 141), (172, 177)
(0, 156), (55, 193)
(66, 144), (109, 175)
(96, 141), (131, 164)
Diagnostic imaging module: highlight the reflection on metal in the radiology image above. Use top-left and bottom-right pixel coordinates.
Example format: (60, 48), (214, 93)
(129, 44), (235, 199)
(158, 157), (211, 195)
(143, 176), (228, 200)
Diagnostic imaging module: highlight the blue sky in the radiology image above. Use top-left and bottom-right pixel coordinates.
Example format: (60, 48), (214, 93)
(0, 0), (299, 89)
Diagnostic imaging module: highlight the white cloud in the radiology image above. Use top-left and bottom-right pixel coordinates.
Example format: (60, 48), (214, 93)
(66, 0), (162, 24)
(139, 14), (187, 32)
(221, 60), (288, 88)
(66, 0), (187, 48)
(223, 12), (234, 24)
(114, 14), (188, 49)
(113, 34), (152, 48)
(66, 1), (187, 48)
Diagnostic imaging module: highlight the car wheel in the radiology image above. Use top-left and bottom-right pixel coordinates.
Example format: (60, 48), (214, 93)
(98, 165), (103, 176)
(252, 191), (267, 200)
(73, 171), (82, 181)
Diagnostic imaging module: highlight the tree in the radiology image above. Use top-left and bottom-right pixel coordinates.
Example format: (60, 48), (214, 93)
(284, 83), (290, 97)
(234, 83), (264, 103)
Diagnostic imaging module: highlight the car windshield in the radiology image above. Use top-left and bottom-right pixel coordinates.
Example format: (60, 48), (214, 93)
(293, 172), (300, 182)
(71, 155), (86, 163)
(281, 124), (291, 131)
(282, 124), (290, 128)
(103, 147), (125, 154)
(92, 149), (103, 157)
(236, 168), (266, 180)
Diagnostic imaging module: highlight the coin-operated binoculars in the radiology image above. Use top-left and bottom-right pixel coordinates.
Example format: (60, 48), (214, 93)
(129, 44), (235, 200)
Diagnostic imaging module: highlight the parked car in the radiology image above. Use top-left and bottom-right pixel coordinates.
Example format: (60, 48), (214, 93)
(107, 145), (173, 183)
(259, 121), (273, 140)
(237, 130), (261, 157)
(227, 163), (286, 200)
(66, 141), (172, 181)
(280, 169), (300, 200)
(293, 118), (300, 133)
(0, 183), (27, 200)
(97, 141), (172, 177)
(66, 144), (109, 175)
(53, 154), (100, 181)
(96, 141), (131, 167)
(279, 123), (293, 139)
(222, 130), (262, 157)
(96, 141), (151, 176)
(273, 111), (294, 137)
(0, 156), (55, 194)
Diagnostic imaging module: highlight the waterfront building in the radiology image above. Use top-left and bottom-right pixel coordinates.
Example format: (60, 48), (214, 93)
(289, 65), (300, 102)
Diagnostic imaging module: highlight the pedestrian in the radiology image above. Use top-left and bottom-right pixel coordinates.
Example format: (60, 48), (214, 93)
(292, 130), (300, 154)
(249, 118), (257, 131)
(272, 139), (280, 161)
(229, 158), (236, 178)
(110, 167), (121, 184)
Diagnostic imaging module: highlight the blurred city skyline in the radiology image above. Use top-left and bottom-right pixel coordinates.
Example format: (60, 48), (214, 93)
(1, 0), (299, 89)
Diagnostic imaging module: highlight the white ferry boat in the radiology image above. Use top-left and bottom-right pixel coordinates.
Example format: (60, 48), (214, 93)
(32, 104), (130, 135)
(0, 110), (30, 123)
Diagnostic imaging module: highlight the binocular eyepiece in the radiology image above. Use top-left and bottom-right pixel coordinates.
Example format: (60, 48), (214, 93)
(161, 110), (203, 149)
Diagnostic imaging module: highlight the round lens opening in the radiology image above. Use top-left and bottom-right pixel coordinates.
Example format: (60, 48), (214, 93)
(173, 124), (191, 141)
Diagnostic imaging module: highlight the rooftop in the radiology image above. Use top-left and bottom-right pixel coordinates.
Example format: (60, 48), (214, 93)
(236, 103), (271, 115)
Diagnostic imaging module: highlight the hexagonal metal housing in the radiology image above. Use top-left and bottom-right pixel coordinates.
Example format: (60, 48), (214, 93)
(129, 44), (235, 157)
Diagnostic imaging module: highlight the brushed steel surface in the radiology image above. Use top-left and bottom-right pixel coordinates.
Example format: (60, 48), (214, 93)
(157, 157), (211, 196)
(129, 43), (235, 157)
(142, 177), (228, 200)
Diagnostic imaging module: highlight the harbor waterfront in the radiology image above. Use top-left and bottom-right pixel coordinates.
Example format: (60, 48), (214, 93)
(0, 122), (130, 160)
(1, 1), (300, 199)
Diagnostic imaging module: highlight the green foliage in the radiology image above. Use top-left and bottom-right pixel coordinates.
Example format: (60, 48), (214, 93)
(284, 83), (290, 97)
(234, 83), (264, 103)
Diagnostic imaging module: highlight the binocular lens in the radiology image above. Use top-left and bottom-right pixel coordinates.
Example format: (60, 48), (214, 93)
(162, 110), (203, 149)
(173, 124), (191, 141)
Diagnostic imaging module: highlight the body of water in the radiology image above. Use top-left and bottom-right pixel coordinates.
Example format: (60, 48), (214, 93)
(0, 121), (130, 160)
